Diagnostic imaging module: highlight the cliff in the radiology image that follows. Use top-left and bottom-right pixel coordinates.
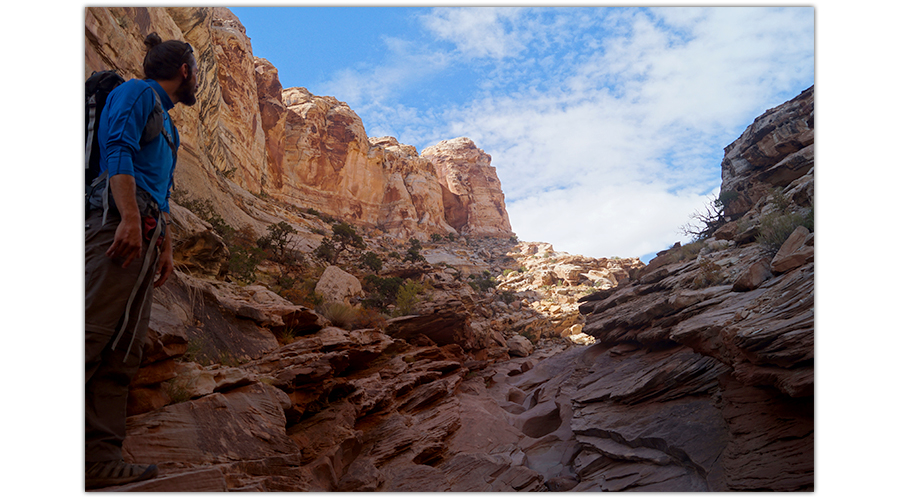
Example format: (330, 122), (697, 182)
(84, 6), (813, 493)
(84, 6), (513, 242)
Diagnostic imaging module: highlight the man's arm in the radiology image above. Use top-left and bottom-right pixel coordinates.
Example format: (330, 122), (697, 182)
(106, 174), (143, 269)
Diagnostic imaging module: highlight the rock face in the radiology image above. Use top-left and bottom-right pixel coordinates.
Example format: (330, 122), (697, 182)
(84, 6), (513, 247)
(274, 89), (457, 238)
(422, 138), (514, 238)
(720, 86), (814, 218)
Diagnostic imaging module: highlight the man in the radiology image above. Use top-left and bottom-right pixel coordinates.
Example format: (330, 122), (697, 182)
(85, 32), (198, 489)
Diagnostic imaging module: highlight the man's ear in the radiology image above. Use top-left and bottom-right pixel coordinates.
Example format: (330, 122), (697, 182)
(181, 62), (190, 80)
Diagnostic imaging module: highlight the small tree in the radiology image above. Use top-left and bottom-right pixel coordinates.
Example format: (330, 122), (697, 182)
(257, 221), (297, 260)
(332, 222), (366, 254)
(314, 238), (338, 264)
(362, 275), (405, 311)
(679, 195), (728, 241)
(361, 251), (383, 272)
(404, 238), (426, 263)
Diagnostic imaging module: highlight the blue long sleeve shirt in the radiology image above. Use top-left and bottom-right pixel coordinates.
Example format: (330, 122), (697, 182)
(98, 79), (179, 214)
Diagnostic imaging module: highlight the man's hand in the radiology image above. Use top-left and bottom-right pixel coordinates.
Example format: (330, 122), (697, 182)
(106, 216), (143, 268)
(106, 175), (144, 269)
(154, 227), (174, 288)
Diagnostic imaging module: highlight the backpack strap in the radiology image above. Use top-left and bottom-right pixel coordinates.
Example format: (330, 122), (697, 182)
(85, 93), (99, 172)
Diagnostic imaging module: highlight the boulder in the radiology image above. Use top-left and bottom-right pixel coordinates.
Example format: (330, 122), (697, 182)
(732, 259), (773, 292)
(315, 266), (363, 305)
(506, 335), (534, 357)
(771, 226), (813, 274)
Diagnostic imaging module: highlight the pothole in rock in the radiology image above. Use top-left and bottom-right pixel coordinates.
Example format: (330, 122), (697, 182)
(521, 406), (562, 438)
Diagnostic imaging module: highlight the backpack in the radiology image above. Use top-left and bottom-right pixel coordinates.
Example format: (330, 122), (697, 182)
(85, 70), (176, 193)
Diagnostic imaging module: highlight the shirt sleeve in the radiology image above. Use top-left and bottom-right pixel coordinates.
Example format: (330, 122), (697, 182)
(102, 83), (154, 178)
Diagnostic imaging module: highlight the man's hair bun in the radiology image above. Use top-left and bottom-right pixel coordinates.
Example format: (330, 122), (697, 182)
(144, 32), (163, 50)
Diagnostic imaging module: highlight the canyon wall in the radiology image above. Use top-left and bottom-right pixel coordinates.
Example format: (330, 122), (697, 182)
(84, 6), (513, 241)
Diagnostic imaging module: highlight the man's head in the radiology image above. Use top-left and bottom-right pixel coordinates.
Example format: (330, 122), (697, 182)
(142, 32), (198, 106)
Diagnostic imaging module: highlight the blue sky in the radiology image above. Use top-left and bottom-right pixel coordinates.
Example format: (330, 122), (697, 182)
(231, 5), (814, 263)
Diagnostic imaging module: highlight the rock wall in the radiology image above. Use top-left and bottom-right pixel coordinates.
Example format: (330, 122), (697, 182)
(720, 86), (814, 218)
(422, 138), (514, 238)
(84, 6), (513, 241)
(573, 86), (815, 490)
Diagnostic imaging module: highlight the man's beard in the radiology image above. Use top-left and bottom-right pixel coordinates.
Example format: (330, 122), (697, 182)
(175, 77), (197, 106)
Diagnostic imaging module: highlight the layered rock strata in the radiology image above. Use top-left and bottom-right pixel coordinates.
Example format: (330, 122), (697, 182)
(85, 6), (514, 246)
(422, 138), (515, 238)
(720, 86), (814, 218)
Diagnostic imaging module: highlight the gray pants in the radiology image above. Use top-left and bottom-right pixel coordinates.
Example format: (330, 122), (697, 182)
(85, 209), (158, 462)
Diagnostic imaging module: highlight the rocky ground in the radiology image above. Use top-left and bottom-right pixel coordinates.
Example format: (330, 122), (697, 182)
(102, 162), (813, 491)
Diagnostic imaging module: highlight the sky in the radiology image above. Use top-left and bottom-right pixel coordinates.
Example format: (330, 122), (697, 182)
(231, 4), (814, 263)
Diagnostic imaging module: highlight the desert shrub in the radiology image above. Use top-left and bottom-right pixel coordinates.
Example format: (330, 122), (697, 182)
(280, 278), (324, 308)
(314, 238), (338, 263)
(178, 196), (235, 240)
(431, 233), (443, 243)
(756, 208), (814, 253)
(404, 238), (426, 263)
(223, 225), (266, 283)
(362, 275), (405, 311)
(317, 302), (358, 329)
(395, 280), (425, 316)
(388, 251), (402, 260)
(352, 306), (387, 330)
(469, 270), (498, 292)
(679, 193), (732, 241)
(754, 189), (813, 253)
(227, 244), (266, 283)
(332, 222), (366, 252)
(691, 259), (725, 289)
(257, 221), (297, 261)
(498, 289), (517, 304)
(361, 251), (383, 272)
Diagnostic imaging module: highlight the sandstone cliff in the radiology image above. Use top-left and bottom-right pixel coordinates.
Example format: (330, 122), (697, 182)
(84, 6), (812, 493)
(85, 6), (513, 243)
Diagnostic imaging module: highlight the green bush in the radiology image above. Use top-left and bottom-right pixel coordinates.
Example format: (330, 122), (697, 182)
(395, 280), (425, 316)
(314, 238), (338, 263)
(177, 196), (234, 241)
(361, 251), (383, 272)
(332, 222), (366, 252)
(469, 270), (498, 292)
(498, 289), (516, 304)
(404, 238), (426, 263)
(756, 207), (814, 252)
(257, 221), (297, 261)
(227, 245), (265, 283)
(362, 275), (405, 311)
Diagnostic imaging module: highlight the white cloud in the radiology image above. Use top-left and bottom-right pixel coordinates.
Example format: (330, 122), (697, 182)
(419, 7), (529, 59)
(320, 6), (814, 260)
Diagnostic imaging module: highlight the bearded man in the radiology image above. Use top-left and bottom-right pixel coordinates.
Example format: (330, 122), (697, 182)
(84, 32), (198, 489)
